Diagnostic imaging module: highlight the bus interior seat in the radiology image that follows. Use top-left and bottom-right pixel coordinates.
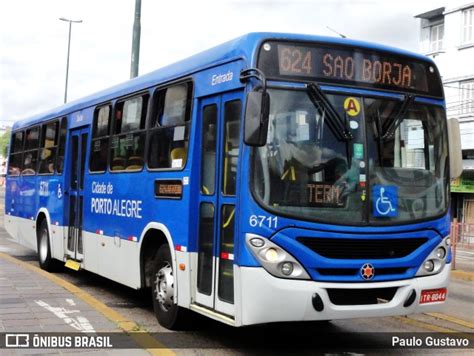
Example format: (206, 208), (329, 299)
(128, 155), (143, 165)
(112, 157), (126, 171)
(125, 165), (142, 171)
(170, 147), (187, 166)
(126, 155), (143, 170)
(21, 168), (36, 175)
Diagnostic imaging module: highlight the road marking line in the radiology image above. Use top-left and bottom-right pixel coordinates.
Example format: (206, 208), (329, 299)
(35, 300), (95, 333)
(425, 312), (474, 329)
(66, 298), (76, 306)
(0, 252), (174, 356)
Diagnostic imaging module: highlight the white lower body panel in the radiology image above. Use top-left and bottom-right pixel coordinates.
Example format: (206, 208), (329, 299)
(3, 215), (142, 290)
(82, 231), (141, 289)
(239, 265), (450, 326)
(5, 214), (37, 252)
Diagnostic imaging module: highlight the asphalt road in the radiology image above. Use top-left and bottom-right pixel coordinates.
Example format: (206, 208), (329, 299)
(0, 188), (473, 354)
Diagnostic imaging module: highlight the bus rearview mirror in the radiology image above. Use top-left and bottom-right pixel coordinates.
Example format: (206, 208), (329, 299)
(447, 118), (463, 179)
(244, 91), (270, 147)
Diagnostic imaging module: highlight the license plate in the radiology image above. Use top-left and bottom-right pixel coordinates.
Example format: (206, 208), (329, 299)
(420, 288), (447, 304)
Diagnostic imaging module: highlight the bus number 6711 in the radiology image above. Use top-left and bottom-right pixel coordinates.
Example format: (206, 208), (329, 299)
(249, 215), (278, 229)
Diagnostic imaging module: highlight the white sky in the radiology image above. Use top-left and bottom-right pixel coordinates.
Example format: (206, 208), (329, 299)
(0, 0), (452, 126)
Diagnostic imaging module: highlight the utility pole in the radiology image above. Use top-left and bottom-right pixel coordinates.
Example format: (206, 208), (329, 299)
(130, 0), (142, 78)
(59, 18), (83, 103)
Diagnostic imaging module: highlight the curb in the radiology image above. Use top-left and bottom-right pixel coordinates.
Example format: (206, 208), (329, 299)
(451, 269), (474, 282)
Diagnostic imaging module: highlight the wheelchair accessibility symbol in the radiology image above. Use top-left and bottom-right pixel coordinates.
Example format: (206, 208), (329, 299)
(373, 185), (398, 217)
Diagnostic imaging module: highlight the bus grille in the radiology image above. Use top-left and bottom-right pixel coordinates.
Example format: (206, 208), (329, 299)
(327, 287), (398, 305)
(297, 237), (428, 259)
(317, 267), (407, 276)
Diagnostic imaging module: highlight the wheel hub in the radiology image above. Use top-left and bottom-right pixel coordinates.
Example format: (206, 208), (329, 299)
(154, 263), (174, 311)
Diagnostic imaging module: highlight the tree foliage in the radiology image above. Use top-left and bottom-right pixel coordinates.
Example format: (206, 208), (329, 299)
(0, 128), (11, 159)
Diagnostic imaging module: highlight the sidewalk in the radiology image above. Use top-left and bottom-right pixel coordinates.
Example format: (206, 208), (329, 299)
(0, 256), (120, 334)
(0, 255), (156, 355)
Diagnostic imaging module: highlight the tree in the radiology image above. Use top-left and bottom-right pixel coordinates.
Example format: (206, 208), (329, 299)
(0, 128), (11, 160)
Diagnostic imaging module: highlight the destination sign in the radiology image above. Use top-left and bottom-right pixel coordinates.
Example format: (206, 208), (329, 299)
(307, 183), (345, 207)
(257, 41), (443, 97)
(154, 179), (183, 199)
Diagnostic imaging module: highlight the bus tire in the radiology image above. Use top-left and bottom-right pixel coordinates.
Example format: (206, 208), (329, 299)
(152, 244), (189, 330)
(37, 220), (60, 272)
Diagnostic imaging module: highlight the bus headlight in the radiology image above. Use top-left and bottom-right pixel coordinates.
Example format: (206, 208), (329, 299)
(265, 248), (279, 262)
(281, 262), (294, 276)
(435, 247), (446, 259)
(416, 236), (449, 277)
(423, 260), (435, 272)
(246, 233), (310, 280)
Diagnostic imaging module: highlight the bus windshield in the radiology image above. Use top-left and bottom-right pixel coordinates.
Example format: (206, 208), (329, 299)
(252, 88), (448, 225)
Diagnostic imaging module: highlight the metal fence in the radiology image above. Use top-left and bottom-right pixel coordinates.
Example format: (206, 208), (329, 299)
(450, 222), (474, 269)
(451, 222), (474, 247)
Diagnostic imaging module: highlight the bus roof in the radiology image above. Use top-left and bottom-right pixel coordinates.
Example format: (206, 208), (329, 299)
(12, 32), (433, 130)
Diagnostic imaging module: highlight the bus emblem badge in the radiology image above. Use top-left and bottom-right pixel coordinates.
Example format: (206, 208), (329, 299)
(361, 263), (375, 280)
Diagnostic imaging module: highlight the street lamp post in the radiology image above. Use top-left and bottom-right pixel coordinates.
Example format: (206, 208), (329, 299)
(59, 17), (82, 103)
(130, 0), (142, 78)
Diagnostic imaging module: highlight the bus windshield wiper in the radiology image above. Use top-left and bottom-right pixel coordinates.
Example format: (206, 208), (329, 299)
(382, 94), (415, 140)
(307, 83), (353, 142)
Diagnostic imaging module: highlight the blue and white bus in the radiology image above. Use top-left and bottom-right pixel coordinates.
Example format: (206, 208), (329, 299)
(5, 33), (462, 329)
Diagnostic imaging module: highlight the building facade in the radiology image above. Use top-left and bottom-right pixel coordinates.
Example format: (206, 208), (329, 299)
(416, 2), (474, 225)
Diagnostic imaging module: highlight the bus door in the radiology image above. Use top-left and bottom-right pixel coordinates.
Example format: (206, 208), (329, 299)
(65, 127), (89, 262)
(195, 91), (243, 317)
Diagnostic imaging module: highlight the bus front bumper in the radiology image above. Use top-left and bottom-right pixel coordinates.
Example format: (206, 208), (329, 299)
(239, 264), (450, 326)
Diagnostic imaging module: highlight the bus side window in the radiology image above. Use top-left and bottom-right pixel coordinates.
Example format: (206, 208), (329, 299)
(56, 117), (67, 174)
(222, 100), (242, 196)
(148, 82), (193, 170)
(22, 126), (40, 176)
(110, 94), (148, 172)
(38, 121), (59, 175)
(8, 131), (24, 176)
(90, 105), (111, 173)
(201, 105), (217, 195)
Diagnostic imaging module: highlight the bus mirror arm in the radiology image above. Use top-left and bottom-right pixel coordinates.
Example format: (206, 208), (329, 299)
(240, 68), (270, 147)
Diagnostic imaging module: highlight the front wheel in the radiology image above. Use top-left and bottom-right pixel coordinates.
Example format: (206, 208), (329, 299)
(152, 244), (191, 330)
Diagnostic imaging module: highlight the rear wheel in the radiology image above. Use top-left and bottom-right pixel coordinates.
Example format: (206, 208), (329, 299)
(37, 220), (61, 271)
(152, 244), (190, 330)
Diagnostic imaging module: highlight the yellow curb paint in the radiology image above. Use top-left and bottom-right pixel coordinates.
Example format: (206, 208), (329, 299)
(451, 270), (474, 282)
(395, 316), (474, 340)
(425, 312), (474, 330)
(394, 316), (455, 333)
(0, 252), (174, 356)
(394, 316), (467, 337)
